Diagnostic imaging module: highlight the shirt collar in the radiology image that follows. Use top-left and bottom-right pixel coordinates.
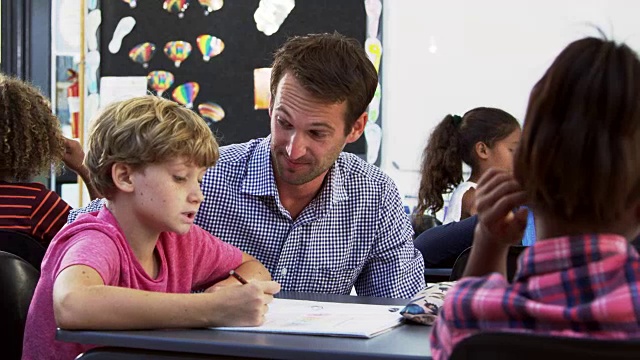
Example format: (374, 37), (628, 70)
(241, 136), (278, 197)
(240, 136), (349, 205)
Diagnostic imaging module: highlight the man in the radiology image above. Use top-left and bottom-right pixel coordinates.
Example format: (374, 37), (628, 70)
(71, 32), (425, 298)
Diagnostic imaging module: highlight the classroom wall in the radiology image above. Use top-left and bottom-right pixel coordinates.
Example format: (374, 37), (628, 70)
(380, 0), (640, 214)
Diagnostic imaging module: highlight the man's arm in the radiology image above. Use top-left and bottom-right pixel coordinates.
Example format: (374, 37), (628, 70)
(355, 183), (425, 298)
(67, 198), (106, 223)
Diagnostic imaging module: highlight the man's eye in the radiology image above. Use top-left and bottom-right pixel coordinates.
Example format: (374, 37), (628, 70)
(278, 119), (292, 128)
(173, 176), (187, 182)
(310, 131), (327, 138)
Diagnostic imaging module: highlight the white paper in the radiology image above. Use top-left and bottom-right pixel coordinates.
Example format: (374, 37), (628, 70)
(99, 76), (148, 109)
(211, 299), (404, 338)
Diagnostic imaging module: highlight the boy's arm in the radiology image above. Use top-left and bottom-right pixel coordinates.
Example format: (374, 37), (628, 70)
(205, 252), (272, 291)
(463, 168), (528, 278)
(53, 264), (280, 330)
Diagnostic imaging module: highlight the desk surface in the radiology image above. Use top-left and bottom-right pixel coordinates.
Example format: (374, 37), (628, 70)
(57, 291), (432, 360)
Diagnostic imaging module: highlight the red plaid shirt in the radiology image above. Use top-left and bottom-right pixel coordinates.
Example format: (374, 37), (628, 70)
(431, 234), (640, 360)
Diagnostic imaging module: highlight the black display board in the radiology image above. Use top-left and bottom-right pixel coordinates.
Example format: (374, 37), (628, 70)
(100, 0), (367, 154)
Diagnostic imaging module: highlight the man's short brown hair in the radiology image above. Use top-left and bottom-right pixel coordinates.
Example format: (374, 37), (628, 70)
(270, 32), (378, 135)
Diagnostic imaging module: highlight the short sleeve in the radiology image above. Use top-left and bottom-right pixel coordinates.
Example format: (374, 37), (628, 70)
(56, 230), (121, 285)
(188, 225), (243, 289)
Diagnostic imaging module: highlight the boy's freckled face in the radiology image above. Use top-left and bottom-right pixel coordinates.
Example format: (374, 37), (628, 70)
(130, 157), (206, 235)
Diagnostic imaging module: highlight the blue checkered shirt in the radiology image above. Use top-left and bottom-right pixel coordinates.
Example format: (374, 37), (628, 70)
(68, 137), (425, 298)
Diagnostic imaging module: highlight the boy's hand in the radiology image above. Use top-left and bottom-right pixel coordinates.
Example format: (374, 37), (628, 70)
(209, 280), (281, 327)
(474, 168), (528, 247)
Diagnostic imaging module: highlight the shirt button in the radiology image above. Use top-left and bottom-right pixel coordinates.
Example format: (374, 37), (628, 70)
(281, 268), (287, 275)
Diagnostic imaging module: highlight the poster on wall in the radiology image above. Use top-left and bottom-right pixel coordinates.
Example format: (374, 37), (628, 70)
(98, 0), (382, 159)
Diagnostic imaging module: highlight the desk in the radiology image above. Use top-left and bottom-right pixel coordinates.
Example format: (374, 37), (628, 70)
(57, 291), (432, 360)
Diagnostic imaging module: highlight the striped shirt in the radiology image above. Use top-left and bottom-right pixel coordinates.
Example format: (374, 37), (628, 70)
(0, 181), (70, 246)
(431, 234), (640, 360)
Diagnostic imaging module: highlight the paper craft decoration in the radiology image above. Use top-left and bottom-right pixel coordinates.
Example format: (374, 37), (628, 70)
(199, 0), (223, 15)
(196, 35), (225, 61)
(109, 16), (136, 54)
(364, 0), (382, 38)
(147, 71), (175, 97)
(253, 68), (271, 110)
(212, 298), (404, 338)
(198, 102), (225, 123)
(86, 51), (101, 94)
(86, 10), (102, 52)
(129, 42), (157, 68)
(365, 37), (382, 72)
(164, 41), (192, 68)
(172, 82), (200, 108)
(254, 0), (295, 36)
(163, 0), (190, 18)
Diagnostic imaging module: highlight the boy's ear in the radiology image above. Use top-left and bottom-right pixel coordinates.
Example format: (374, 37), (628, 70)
(475, 142), (490, 160)
(111, 163), (136, 193)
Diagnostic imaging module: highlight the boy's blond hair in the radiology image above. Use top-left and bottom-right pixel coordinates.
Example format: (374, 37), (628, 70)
(85, 95), (218, 198)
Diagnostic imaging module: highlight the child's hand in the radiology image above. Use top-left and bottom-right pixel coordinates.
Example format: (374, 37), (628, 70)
(209, 280), (281, 327)
(62, 138), (86, 173)
(474, 168), (528, 247)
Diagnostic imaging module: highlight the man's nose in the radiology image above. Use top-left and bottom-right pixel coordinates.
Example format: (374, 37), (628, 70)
(286, 133), (307, 160)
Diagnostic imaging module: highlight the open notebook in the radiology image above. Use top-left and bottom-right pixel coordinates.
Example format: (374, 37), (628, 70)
(211, 298), (405, 338)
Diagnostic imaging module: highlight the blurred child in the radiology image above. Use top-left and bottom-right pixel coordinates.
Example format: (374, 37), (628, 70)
(22, 96), (280, 359)
(414, 108), (521, 224)
(0, 74), (97, 246)
(431, 36), (640, 359)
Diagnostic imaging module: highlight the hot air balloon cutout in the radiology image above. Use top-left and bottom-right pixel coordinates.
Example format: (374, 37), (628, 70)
(164, 41), (192, 68)
(129, 42), (156, 69)
(163, 0), (190, 18)
(199, 0), (223, 15)
(172, 82), (200, 109)
(196, 35), (224, 62)
(198, 102), (225, 124)
(147, 71), (175, 97)
(122, 0), (136, 8)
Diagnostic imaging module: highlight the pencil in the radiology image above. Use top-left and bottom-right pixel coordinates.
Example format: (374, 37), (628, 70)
(229, 270), (248, 285)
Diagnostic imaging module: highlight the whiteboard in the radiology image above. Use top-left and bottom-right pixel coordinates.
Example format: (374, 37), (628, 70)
(381, 0), (640, 201)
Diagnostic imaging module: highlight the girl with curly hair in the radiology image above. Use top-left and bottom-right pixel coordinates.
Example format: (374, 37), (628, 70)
(0, 74), (96, 246)
(414, 108), (521, 224)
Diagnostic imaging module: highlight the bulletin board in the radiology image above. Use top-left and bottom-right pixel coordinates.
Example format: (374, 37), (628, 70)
(98, 0), (379, 156)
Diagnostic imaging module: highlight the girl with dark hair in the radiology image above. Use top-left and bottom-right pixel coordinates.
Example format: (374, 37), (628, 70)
(414, 108), (521, 224)
(431, 35), (640, 359)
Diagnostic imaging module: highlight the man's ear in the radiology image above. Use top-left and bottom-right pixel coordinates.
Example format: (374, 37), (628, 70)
(111, 163), (136, 193)
(345, 112), (367, 144)
(474, 141), (490, 160)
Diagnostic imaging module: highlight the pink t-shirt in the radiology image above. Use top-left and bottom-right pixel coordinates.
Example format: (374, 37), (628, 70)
(22, 207), (243, 360)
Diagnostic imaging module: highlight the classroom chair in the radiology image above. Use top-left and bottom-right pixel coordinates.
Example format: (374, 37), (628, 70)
(449, 245), (526, 282)
(449, 332), (640, 360)
(0, 229), (47, 270)
(0, 250), (40, 360)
